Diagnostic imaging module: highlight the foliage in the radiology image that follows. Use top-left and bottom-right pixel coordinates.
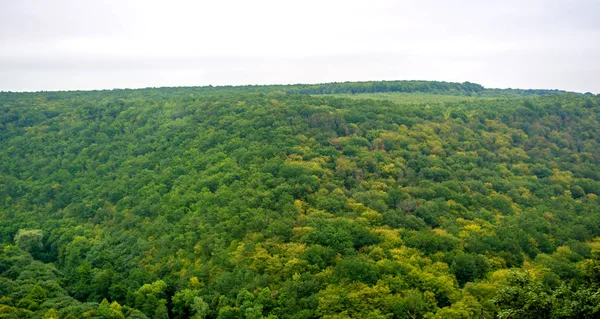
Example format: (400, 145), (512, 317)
(0, 80), (599, 318)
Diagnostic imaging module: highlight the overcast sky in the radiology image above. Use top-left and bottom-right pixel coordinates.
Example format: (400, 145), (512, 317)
(1, 0), (599, 92)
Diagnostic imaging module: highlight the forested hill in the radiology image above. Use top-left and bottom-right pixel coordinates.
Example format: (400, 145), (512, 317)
(1, 81), (599, 319)
(0, 80), (573, 101)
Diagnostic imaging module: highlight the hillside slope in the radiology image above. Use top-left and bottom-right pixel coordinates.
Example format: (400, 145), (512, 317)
(1, 81), (599, 318)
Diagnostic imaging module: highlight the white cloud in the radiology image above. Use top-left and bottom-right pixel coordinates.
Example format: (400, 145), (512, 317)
(0, 0), (598, 92)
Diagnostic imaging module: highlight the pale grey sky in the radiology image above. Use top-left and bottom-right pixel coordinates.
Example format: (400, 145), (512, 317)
(1, 0), (599, 92)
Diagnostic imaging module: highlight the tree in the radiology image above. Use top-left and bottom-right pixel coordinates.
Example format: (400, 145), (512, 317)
(494, 271), (552, 319)
(96, 299), (125, 319)
(14, 229), (43, 254)
(27, 285), (47, 304)
(42, 308), (60, 319)
(393, 290), (437, 319)
(172, 289), (209, 319)
(134, 280), (168, 319)
(450, 254), (488, 287)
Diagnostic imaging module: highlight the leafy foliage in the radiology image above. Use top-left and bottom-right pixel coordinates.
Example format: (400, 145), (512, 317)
(1, 81), (599, 318)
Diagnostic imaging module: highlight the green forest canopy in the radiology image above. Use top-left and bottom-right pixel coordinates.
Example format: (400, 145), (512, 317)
(0, 80), (599, 318)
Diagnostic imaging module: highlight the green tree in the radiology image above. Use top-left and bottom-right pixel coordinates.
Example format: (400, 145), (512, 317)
(14, 229), (43, 254)
(134, 280), (168, 318)
(494, 271), (552, 319)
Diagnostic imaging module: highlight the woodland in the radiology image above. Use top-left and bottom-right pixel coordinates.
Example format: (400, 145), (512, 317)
(0, 80), (599, 318)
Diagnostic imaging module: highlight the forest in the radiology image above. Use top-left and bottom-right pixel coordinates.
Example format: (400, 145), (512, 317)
(0, 80), (599, 318)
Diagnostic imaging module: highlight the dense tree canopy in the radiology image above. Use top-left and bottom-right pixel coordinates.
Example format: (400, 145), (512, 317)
(0, 81), (599, 318)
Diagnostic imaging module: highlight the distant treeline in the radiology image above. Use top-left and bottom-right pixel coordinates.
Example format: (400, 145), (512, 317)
(286, 80), (485, 95)
(1, 80), (579, 101)
(481, 88), (573, 97)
